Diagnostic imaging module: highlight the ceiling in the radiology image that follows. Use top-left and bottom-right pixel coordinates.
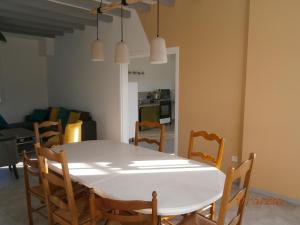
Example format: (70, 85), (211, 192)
(0, 0), (175, 38)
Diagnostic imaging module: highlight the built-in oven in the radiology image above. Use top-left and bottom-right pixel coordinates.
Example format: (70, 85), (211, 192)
(159, 100), (172, 124)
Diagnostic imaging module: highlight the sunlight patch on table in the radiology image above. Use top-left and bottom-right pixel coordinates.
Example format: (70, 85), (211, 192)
(70, 168), (107, 176)
(118, 167), (218, 174)
(129, 160), (191, 167)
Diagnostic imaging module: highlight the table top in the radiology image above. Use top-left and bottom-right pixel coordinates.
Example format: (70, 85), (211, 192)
(51, 140), (225, 216)
(0, 128), (34, 138)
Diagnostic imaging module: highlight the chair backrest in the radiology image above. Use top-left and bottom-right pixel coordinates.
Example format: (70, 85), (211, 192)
(188, 130), (224, 169)
(91, 190), (158, 225)
(134, 121), (165, 152)
(36, 145), (78, 225)
(0, 136), (18, 166)
(217, 153), (256, 225)
(23, 151), (41, 190)
(34, 120), (64, 148)
(64, 120), (82, 144)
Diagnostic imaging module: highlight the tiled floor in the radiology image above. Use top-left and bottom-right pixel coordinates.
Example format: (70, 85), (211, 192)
(0, 164), (299, 225)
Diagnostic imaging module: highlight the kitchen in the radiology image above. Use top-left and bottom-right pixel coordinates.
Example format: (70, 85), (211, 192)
(128, 54), (176, 153)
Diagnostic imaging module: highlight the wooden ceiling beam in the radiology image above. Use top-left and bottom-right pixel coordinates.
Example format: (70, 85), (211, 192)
(51, 0), (131, 18)
(0, 9), (85, 30)
(0, 1), (97, 26)
(3, 0), (94, 20)
(0, 17), (74, 34)
(0, 23), (63, 36)
(0, 25), (56, 38)
(0, 0), (113, 25)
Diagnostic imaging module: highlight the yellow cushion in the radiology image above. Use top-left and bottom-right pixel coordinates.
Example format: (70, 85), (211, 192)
(64, 120), (83, 144)
(68, 111), (81, 124)
(49, 107), (60, 122)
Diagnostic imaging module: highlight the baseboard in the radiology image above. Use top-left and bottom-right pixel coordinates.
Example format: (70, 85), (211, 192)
(250, 187), (300, 206)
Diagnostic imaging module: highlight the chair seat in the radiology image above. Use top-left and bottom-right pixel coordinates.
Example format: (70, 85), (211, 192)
(178, 214), (216, 225)
(53, 196), (91, 225)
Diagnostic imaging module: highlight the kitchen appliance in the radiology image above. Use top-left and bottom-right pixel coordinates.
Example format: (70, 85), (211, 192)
(158, 89), (172, 124)
(159, 100), (172, 124)
(153, 90), (161, 100)
(159, 89), (171, 100)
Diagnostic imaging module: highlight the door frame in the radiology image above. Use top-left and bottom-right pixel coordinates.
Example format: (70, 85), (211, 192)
(119, 47), (180, 155)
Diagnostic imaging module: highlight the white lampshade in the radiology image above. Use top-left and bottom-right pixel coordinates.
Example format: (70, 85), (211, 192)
(91, 39), (104, 62)
(150, 36), (167, 64)
(115, 41), (129, 64)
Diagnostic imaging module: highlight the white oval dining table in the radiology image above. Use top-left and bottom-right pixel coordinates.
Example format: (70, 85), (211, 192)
(51, 140), (225, 216)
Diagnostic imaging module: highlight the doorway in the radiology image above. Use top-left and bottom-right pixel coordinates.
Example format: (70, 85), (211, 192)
(120, 47), (179, 155)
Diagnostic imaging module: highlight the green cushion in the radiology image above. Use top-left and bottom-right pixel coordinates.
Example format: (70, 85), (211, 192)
(58, 107), (70, 128)
(0, 114), (8, 129)
(30, 109), (49, 122)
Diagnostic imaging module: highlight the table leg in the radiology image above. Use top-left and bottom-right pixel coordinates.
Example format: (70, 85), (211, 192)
(12, 164), (19, 179)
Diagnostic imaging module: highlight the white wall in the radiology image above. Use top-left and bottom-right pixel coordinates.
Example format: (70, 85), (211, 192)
(128, 54), (176, 97)
(128, 82), (138, 139)
(0, 34), (48, 123)
(47, 10), (149, 141)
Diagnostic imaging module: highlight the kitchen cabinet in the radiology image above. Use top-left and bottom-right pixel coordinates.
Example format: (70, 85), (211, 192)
(139, 104), (160, 130)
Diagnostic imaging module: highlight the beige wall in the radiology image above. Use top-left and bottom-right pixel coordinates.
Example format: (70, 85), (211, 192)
(139, 0), (249, 170)
(243, 0), (300, 201)
(139, 0), (300, 201)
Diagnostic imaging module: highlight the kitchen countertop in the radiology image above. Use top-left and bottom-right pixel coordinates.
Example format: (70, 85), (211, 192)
(138, 103), (160, 108)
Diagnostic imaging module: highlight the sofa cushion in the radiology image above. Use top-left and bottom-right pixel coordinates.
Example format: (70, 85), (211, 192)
(68, 111), (81, 124)
(30, 109), (49, 122)
(49, 107), (60, 122)
(0, 114), (8, 129)
(79, 112), (91, 121)
(58, 107), (70, 128)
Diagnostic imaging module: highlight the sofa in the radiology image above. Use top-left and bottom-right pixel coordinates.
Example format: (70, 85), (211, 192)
(0, 107), (97, 141)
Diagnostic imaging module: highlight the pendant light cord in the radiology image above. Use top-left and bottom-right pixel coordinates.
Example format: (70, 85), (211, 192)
(96, 0), (103, 40)
(96, 12), (99, 40)
(157, 0), (160, 37)
(121, 4), (124, 42)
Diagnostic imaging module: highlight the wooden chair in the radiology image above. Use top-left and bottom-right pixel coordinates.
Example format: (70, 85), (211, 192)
(178, 153), (256, 225)
(36, 146), (93, 225)
(187, 130), (224, 220)
(64, 120), (83, 144)
(34, 120), (64, 148)
(188, 130), (224, 169)
(90, 190), (158, 225)
(23, 151), (46, 225)
(134, 121), (165, 152)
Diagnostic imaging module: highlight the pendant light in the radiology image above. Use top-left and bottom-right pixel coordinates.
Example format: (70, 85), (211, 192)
(150, 0), (167, 64)
(91, 1), (104, 62)
(115, 2), (129, 64)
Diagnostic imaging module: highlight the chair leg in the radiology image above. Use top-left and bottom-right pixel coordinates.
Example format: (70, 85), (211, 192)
(9, 165), (12, 171)
(25, 191), (34, 225)
(209, 203), (215, 220)
(12, 164), (19, 179)
(46, 202), (54, 225)
(158, 216), (162, 225)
